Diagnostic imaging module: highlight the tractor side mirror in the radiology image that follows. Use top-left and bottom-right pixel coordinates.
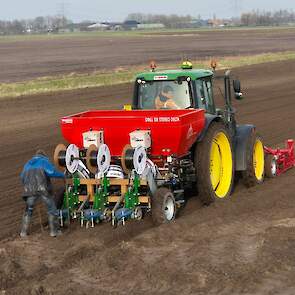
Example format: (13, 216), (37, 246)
(233, 79), (243, 100)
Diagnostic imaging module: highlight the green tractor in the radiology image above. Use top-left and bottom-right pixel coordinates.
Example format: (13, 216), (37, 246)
(130, 61), (265, 205)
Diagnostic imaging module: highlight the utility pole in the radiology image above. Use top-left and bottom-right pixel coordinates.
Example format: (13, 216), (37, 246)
(231, 0), (243, 17)
(57, 2), (69, 28)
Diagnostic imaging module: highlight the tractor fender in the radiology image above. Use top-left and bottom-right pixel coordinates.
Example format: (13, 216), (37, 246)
(234, 124), (256, 171)
(197, 114), (221, 142)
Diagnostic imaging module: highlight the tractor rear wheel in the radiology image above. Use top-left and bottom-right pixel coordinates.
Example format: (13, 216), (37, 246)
(152, 187), (176, 225)
(242, 132), (265, 187)
(265, 154), (277, 178)
(195, 122), (234, 205)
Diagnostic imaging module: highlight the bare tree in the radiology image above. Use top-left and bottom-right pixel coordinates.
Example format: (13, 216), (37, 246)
(241, 9), (295, 26)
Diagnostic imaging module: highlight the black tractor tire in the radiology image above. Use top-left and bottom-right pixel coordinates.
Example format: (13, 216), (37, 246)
(152, 187), (176, 225)
(194, 122), (234, 206)
(242, 132), (265, 187)
(265, 154), (277, 178)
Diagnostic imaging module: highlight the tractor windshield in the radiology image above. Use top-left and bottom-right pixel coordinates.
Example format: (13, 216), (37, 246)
(138, 80), (192, 110)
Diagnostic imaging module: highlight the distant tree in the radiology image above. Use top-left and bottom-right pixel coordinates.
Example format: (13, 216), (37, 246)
(241, 9), (295, 26)
(0, 15), (74, 35)
(10, 20), (24, 34)
(126, 13), (146, 23)
(33, 16), (47, 31)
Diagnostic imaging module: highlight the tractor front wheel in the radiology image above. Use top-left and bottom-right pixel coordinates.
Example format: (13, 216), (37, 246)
(242, 132), (265, 187)
(195, 122), (234, 205)
(152, 187), (176, 225)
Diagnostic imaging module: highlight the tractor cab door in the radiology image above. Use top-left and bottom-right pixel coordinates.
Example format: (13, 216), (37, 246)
(195, 78), (216, 114)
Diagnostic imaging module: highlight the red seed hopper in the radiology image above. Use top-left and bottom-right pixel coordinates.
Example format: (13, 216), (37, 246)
(60, 109), (205, 157)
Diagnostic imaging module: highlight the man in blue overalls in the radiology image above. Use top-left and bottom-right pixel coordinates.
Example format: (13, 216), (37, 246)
(20, 150), (65, 238)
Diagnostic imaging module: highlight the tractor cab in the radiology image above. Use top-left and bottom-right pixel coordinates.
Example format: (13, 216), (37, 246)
(132, 61), (243, 137)
(133, 61), (242, 113)
(133, 62), (216, 114)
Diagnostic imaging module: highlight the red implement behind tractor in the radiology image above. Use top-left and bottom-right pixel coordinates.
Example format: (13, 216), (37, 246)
(264, 140), (295, 178)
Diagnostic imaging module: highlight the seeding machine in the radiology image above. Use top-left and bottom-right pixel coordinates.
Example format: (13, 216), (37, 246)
(53, 61), (295, 228)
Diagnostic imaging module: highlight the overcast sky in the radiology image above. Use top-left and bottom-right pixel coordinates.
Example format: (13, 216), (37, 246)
(1, 0), (294, 22)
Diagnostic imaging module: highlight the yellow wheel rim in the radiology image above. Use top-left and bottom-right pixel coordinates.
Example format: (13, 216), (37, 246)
(253, 138), (264, 181)
(210, 132), (233, 198)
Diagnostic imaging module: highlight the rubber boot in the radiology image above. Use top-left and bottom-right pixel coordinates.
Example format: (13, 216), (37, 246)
(48, 215), (62, 237)
(20, 215), (31, 238)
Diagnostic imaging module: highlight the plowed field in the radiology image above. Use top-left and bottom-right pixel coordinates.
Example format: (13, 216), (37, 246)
(1, 28), (295, 82)
(1, 60), (295, 294)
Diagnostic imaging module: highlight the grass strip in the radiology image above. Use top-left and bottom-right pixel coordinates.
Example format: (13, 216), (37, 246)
(1, 51), (295, 98)
(1, 26), (295, 42)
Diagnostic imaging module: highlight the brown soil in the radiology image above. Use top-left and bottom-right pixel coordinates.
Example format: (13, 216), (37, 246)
(1, 28), (295, 82)
(1, 60), (295, 294)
